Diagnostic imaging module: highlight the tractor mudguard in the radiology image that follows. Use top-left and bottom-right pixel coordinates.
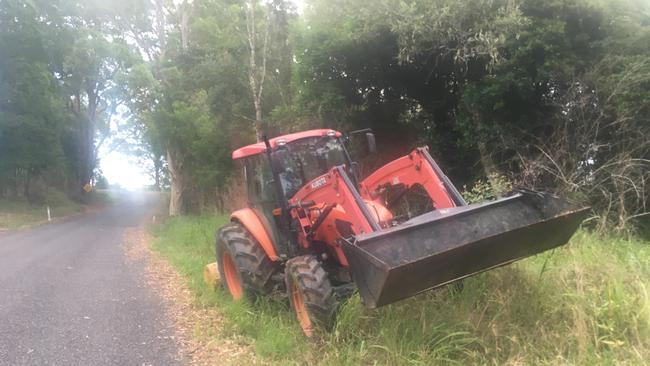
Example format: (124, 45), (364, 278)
(231, 208), (280, 261)
(341, 191), (589, 308)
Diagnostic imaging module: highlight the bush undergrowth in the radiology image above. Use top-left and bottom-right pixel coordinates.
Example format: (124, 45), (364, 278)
(151, 216), (650, 365)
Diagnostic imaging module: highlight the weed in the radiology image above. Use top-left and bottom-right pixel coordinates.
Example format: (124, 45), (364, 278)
(462, 173), (512, 204)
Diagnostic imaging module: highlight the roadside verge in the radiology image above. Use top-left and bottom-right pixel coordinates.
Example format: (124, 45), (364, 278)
(0, 190), (113, 231)
(122, 216), (257, 365)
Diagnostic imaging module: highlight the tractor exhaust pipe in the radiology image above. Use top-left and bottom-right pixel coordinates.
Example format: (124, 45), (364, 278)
(341, 191), (589, 308)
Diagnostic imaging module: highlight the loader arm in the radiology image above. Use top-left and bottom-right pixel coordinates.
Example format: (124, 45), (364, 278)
(286, 166), (383, 266)
(360, 147), (466, 210)
(288, 165), (380, 237)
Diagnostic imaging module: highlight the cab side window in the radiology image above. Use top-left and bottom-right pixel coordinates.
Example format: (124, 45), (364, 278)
(245, 155), (276, 204)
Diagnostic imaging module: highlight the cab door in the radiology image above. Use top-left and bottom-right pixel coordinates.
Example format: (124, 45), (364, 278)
(243, 154), (288, 257)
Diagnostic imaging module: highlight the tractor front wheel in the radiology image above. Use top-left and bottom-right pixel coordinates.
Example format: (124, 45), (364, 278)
(216, 222), (276, 300)
(285, 255), (337, 337)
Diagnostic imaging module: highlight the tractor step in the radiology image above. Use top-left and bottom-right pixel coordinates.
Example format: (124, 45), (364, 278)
(341, 190), (589, 308)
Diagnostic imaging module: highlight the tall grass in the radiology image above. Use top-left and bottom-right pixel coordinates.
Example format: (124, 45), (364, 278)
(152, 217), (650, 365)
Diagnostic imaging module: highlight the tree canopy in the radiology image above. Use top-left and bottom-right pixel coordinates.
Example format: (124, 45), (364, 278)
(1, 0), (647, 232)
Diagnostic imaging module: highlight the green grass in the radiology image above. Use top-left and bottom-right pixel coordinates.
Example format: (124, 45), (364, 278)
(0, 190), (113, 229)
(0, 192), (80, 229)
(151, 216), (650, 365)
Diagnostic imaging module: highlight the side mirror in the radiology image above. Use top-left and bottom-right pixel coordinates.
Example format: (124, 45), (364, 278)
(366, 132), (377, 154)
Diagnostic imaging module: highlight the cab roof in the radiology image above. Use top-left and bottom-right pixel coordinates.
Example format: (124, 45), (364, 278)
(232, 129), (342, 160)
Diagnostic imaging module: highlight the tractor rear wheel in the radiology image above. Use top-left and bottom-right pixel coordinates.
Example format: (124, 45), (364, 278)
(285, 255), (337, 337)
(216, 222), (276, 300)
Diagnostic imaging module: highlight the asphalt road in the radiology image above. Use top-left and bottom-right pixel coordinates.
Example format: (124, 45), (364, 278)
(0, 193), (182, 366)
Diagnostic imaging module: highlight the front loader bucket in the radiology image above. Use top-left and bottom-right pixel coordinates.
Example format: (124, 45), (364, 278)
(341, 191), (589, 308)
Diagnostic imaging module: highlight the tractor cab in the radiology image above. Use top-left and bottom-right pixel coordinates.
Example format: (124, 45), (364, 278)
(270, 132), (350, 198)
(233, 129), (349, 197)
(232, 129), (353, 256)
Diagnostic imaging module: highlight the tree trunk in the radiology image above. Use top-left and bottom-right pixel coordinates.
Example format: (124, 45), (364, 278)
(154, 157), (162, 191)
(478, 141), (496, 177)
(167, 149), (184, 216)
(472, 106), (502, 194)
(155, 0), (166, 59)
(81, 83), (99, 192)
(254, 99), (263, 140)
(246, 0), (269, 142)
(180, 1), (190, 51)
(169, 180), (183, 216)
(478, 140), (504, 195)
(165, 0), (191, 216)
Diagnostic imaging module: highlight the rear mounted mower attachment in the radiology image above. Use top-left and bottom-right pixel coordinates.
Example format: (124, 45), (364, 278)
(341, 191), (589, 308)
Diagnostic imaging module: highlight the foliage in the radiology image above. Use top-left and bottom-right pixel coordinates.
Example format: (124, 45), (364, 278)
(152, 214), (650, 364)
(453, 0), (650, 232)
(0, 0), (67, 199)
(0, 0), (137, 202)
(282, 0), (649, 231)
(118, 0), (296, 214)
(462, 174), (513, 204)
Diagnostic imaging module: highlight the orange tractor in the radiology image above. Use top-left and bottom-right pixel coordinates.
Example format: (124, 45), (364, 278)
(215, 129), (588, 336)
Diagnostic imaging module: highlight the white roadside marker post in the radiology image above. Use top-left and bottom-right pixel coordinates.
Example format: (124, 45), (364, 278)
(47, 206), (51, 222)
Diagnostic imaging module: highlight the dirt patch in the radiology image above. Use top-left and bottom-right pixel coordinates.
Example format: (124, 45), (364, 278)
(122, 224), (258, 366)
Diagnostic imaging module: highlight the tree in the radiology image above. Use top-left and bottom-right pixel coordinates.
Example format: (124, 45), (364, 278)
(245, 0), (270, 141)
(61, 31), (133, 194)
(121, 0), (293, 215)
(0, 0), (75, 200)
(284, 0), (648, 231)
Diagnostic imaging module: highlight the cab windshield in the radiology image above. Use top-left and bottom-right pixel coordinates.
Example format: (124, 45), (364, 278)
(272, 136), (347, 198)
